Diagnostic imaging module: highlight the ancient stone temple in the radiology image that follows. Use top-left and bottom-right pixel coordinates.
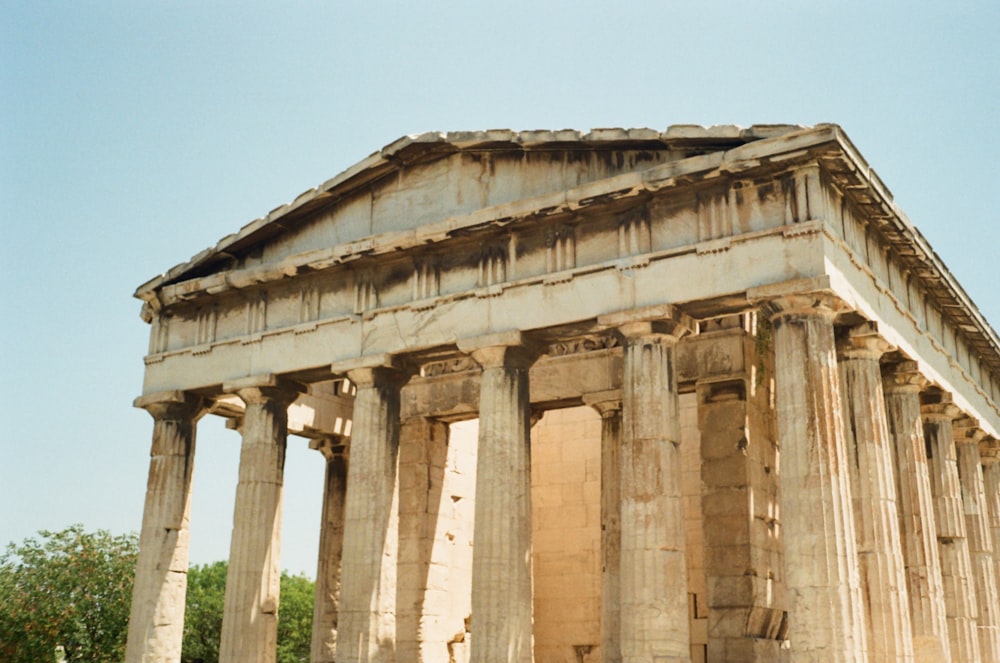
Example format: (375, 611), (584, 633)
(125, 124), (1000, 663)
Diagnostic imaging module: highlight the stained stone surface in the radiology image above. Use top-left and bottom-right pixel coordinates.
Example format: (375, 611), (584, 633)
(126, 126), (1000, 663)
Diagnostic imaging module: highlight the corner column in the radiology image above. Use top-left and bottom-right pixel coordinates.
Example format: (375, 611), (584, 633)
(882, 361), (950, 663)
(922, 398), (981, 662)
(984, 459), (1000, 603)
(953, 423), (1000, 660)
(309, 436), (348, 663)
(460, 333), (537, 663)
(218, 377), (301, 663)
(337, 362), (409, 663)
(125, 390), (204, 663)
(837, 325), (914, 662)
(584, 390), (623, 663)
(615, 314), (691, 662)
(765, 295), (867, 663)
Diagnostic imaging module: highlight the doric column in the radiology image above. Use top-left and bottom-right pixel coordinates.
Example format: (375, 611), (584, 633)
(882, 361), (951, 663)
(614, 314), (690, 662)
(396, 416), (451, 662)
(984, 459), (1000, 602)
(696, 378), (785, 662)
(457, 333), (537, 663)
(219, 376), (301, 663)
(584, 390), (623, 663)
(837, 325), (914, 662)
(125, 390), (203, 663)
(953, 422), (1000, 660)
(922, 397), (981, 662)
(337, 362), (409, 663)
(764, 295), (867, 663)
(309, 436), (348, 663)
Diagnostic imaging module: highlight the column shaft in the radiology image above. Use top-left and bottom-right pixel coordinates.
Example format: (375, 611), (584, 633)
(585, 393), (622, 663)
(984, 462), (1000, 602)
(619, 321), (689, 662)
(396, 417), (451, 662)
(838, 333), (914, 662)
(310, 439), (348, 663)
(219, 384), (297, 663)
(956, 437), (1000, 659)
(923, 406), (981, 662)
(767, 297), (867, 663)
(125, 392), (202, 663)
(698, 380), (785, 662)
(469, 344), (534, 663)
(338, 367), (406, 663)
(883, 363), (950, 663)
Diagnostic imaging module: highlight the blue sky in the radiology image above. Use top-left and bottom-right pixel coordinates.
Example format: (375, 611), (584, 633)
(2, 1), (998, 576)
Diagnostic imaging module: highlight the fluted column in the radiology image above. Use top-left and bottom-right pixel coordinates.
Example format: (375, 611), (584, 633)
(459, 334), (537, 663)
(616, 316), (690, 662)
(765, 295), (867, 663)
(984, 460), (1000, 601)
(396, 416), (451, 662)
(837, 325), (914, 662)
(882, 362), (951, 663)
(219, 377), (301, 663)
(954, 423), (1000, 660)
(125, 391), (204, 663)
(337, 364), (408, 663)
(584, 390), (623, 663)
(309, 436), (348, 663)
(922, 398), (981, 662)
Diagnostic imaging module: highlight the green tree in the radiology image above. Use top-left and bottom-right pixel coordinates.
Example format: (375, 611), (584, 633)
(181, 561), (227, 663)
(275, 571), (313, 663)
(182, 562), (314, 663)
(0, 525), (138, 663)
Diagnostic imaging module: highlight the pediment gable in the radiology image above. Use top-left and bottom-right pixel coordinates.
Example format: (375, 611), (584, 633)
(134, 124), (809, 299)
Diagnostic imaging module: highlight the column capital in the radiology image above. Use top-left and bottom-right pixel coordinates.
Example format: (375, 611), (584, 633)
(598, 305), (693, 341)
(309, 436), (347, 461)
(882, 360), (930, 395)
(920, 393), (962, 422)
(222, 374), (304, 408)
(981, 446), (1000, 466)
(952, 416), (987, 446)
(457, 330), (541, 370)
(583, 389), (623, 417)
(837, 321), (894, 360)
(760, 291), (851, 324)
(133, 390), (205, 421)
(330, 353), (413, 389)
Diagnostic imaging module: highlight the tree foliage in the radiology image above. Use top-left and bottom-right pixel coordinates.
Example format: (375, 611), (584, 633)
(0, 526), (313, 663)
(0, 525), (138, 663)
(183, 561), (314, 663)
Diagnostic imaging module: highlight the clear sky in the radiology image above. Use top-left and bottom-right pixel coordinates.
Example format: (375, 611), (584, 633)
(2, 1), (998, 577)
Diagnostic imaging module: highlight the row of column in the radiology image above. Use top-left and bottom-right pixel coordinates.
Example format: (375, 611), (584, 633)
(768, 295), (1000, 663)
(124, 298), (1000, 663)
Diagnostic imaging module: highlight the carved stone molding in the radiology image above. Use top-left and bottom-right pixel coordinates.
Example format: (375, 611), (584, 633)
(547, 333), (620, 358)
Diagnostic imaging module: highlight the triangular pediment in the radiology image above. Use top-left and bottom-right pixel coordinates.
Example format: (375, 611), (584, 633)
(135, 125), (811, 299)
